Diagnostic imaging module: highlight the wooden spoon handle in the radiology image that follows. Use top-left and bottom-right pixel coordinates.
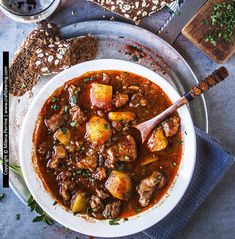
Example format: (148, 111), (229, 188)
(184, 66), (229, 102)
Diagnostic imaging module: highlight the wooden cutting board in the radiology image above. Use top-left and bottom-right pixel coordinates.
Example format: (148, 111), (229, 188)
(182, 0), (235, 64)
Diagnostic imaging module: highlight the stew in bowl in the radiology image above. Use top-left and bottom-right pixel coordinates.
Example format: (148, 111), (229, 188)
(20, 59), (196, 237)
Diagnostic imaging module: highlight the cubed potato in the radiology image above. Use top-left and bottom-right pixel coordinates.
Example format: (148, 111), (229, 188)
(108, 112), (135, 122)
(54, 128), (71, 146)
(90, 83), (113, 109)
(71, 192), (88, 213)
(147, 127), (168, 152)
(105, 170), (132, 201)
(86, 116), (112, 144)
(140, 155), (158, 166)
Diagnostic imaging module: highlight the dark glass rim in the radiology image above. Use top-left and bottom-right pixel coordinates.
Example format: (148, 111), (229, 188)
(0, 0), (57, 17)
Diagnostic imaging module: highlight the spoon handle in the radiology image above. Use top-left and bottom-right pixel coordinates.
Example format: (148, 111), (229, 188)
(134, 66), (229, 143)
(184, 66), (229, 102)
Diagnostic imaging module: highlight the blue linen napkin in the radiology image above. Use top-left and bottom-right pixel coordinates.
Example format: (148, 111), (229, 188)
(142, 127), (234, 239)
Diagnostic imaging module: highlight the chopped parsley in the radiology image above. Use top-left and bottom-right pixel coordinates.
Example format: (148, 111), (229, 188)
(51, 104), (60, 110)
(71, 95), (77, 104)
(60, 127), (67, 134)
(109, 218), (121, 225)
(85, 206), (92, 214)
(51, 97), (57, 103)
(16, 214), (21, 220)
(70, 121), (76, 127)
(104, 123), (109, 129)
(124, 155), (129, 161)
(124, 218), (128, 221)
(64, 105), (69, 113)
(53, 201), (57, 206)
(132, 55), (139, 62)
(83, 77), (94, 82)
(135, 208), (142, 213)
(0, 193), (4, 200)
(205, 1), (235, 46)
(117, 163), (124, 171)
(22, 82), (27, 88)
(177, 138), (183, 144)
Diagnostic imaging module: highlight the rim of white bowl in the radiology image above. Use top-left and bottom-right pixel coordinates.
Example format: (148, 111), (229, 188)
(19, 59), (196, 237)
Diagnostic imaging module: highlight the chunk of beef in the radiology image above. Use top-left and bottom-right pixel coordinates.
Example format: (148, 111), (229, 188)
(48, 145), (67, 170)
(76, 154), (97, 172)
(48, 157), (61, 170)
(137, 171), (166, 207)
(56, 171), (72, 182)
(161, 115), (180, 137)
(102, 201), (121, 219)
(113, 93), (129, 107)
(104, 148), (117, 168)
(90, 195), (104, 212)
(60, 185), (71, 201)
(95, 189), (109, 200)
(69, 105), (87, 126)
(105, 135), (137, 167)
(36, 141), (49, 156)
(129, 93), (147, 108)
(111, 121), (123, 132)
(92, 167), (106, 181)
(58, 171), (75, 202)
(45, 112), (66, 132)
(59, 180), (75, 202)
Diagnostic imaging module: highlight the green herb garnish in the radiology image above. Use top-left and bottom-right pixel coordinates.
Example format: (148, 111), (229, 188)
(16, 214), (21, 220)
(0, 159), (23, 176)
(177, 138), (183, 144)
(85, 206), (92, 214)
(135, 208), (142, 213)
(60, 127), (67, 134)
(64, 105), (69, 113)
(53, 201), (57, 206)
(124, 218), (128, 221)
(109, 218), (121, 225)
(51, 104), (60, 110)
(22, 82), (27, 88)
(71, 95), (77, 104)
(51, 97), (57, 103)
(83, 77), (94, 82)
(124, 155), (129, 161)
(205, 1), (235, 46)
(28, 195), (54, 225)
(202, 18), (209, 25)
(117, 163), (124, 171)
(0, 193), (4, 200)
(70, 121), (76, 127)
(104, 123), (109, 129)
(132, 55), (139, 62)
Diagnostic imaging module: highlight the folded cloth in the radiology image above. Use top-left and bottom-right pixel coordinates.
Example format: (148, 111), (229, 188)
(142, 127), (234, 239)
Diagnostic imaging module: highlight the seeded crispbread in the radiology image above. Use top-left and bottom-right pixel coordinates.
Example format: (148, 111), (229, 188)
(29, 35), (98, 76)
(88, 0), (175, 24)
(9, 22), (60, 96)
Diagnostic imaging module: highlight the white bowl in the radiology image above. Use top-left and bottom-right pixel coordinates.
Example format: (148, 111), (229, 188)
(19, 59), (196, 237)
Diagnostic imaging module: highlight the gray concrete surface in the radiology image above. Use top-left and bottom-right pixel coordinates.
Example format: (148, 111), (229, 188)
(1, 0), (235, 238)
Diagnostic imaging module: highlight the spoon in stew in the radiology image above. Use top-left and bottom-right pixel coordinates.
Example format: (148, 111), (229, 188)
(134, 66), (229, 143)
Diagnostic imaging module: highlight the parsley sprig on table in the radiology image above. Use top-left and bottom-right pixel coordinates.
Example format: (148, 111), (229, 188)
(204, 0), (235, 46)
(0, 159), (23, 176)
(0, 159), (54, 226)
(28, 195), (54, 225)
